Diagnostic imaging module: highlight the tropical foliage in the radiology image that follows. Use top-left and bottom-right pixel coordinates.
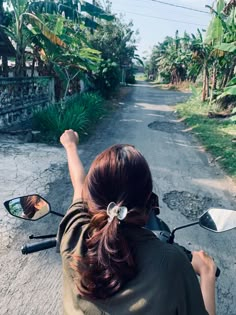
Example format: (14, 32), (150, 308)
(1, 0), (138, 99)
(88, 16), (138, 97)
(146, 0), (236, 107)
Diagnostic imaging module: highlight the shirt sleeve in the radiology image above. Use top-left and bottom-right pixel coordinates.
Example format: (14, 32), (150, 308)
(56, 199), (90, 254)
(171, 245), (209, 315)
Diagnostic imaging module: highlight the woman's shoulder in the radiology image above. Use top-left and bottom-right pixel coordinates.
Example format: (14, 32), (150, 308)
(62, 199), (90, 228)
(57, 199), (90, 254)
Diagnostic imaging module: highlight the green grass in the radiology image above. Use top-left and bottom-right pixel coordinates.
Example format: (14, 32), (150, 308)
(176, 98), (236, 179)
(32, 92), (105, 143)
(135, 73), (147, 81)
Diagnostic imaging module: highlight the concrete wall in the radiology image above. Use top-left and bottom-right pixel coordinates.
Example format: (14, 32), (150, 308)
(0, 77), (54, 129)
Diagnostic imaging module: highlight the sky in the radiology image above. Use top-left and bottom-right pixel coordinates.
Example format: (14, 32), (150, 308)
(107, 0), (215, 57)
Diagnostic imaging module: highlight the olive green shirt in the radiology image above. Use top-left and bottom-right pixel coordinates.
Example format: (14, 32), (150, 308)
(57, 200), (208, 315)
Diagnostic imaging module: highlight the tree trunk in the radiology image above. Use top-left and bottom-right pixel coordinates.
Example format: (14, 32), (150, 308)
(2, 56), (8, 77)
(210, 62), (217, 103)
(220, 58), (236, 88)
(206, 67), (209, 99)
(31, 57), (35, 77)
(15, 48), (25, 77)
(222, 67), (230, 88)
(0, 0), (4, 25)
(202, 63), (208, 102)
(202, 63), (207, 102)
(15, 31), (26, 77)
(227, 59), (236, 83)
(220, 70), (228, 89)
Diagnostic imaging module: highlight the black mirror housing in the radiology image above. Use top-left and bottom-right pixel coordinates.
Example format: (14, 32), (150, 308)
(4, 194), (51, 221)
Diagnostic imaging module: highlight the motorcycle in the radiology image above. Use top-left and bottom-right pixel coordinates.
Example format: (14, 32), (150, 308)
(4, 193), (236, 277)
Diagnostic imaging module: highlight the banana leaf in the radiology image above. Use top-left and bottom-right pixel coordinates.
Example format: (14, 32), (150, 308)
(26, 13), (67, 48)
(226, 76), (236, 86)
(81, 2), (114, 21)
(83, 16), (99, 29)
(217, 85), (236, 99)
(54, 17), (64, 35)
(214, 42), (236, 52)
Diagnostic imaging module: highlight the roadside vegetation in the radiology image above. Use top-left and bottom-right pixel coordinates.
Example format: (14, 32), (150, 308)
(177, 90), (236, 178)
(0, 0), (140, 141)
(32, 92), (105, 142)
(145, 0), (236, 179)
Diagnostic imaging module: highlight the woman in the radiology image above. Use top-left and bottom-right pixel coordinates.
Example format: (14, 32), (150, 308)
(58, 129), (216, 315)
(20, 195), (49, 219)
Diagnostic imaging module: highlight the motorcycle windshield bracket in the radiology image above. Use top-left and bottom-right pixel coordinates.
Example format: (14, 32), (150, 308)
(169, 221), (199, 243)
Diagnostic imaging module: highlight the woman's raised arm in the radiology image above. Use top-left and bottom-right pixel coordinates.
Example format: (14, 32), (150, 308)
(60, 130), (86, 202)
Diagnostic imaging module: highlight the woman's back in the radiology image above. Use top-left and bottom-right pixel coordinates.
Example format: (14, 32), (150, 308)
(59, 130), (216, 315)
(58, 201), (208, 315)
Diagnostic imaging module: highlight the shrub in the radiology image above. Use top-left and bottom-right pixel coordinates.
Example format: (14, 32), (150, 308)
(93, 60), (121, 98)
(125, 69), (136, 84)
(33, 92), (105, 142)
(76, 92), (105, 123)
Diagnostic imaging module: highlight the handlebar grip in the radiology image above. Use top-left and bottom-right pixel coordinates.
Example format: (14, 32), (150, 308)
(21, 239), (57, 255)
(215, 267), (221, 278)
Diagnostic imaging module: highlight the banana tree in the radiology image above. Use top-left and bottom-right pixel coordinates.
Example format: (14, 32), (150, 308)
(30, 14), (101, 99)
(205, 0), (229, 101)
(0, 0), (13, 76)
(1, 0), (112, 77)
(153, 33), (189, 84)
(28, 0), (114, 26)
(1, 0), (67, 76)
(206, 0), (236, 101)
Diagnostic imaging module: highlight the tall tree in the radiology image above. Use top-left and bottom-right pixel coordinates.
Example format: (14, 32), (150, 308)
(88, 15), (138, 97)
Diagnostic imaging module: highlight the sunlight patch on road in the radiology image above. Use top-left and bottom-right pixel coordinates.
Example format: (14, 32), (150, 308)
(192, 178), (232, 191)
(133, 83), (153, 88)
(165, 140), (204, 151)
(146, 113), (164, 117)
(119, 119), (143, 122)
(172, 117), (186, 123)
(135, 102), (174, 112)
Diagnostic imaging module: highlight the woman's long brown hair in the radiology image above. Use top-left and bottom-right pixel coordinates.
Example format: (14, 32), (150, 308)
(71, 144), (153, 299)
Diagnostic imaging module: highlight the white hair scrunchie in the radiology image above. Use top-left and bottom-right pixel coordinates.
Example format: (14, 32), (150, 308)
(106, 202), (128, 223)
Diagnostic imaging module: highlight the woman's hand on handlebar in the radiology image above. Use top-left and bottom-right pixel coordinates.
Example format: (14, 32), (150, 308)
(60, 129), (79, 150)
(192, 250), (216, 315)
(191, 250), (216, 279)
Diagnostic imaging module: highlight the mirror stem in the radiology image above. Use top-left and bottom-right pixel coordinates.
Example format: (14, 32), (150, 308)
(50, 210), (64, 217)
(169, 221), (199, 244)
(29, 234), (57, 239)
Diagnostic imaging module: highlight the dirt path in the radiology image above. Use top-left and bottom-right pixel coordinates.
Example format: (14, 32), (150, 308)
(1, 81), (236, 315)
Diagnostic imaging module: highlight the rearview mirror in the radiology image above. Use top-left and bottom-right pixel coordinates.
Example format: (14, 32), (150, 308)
(4, 194), (51, 221)
(199, 208), (236, 232)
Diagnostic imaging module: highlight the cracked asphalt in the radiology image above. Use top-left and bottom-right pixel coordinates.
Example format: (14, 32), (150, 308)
(1, 82), (236, 315)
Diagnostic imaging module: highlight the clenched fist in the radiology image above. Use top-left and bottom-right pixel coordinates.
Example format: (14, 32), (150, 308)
(60, 129), (79, 150)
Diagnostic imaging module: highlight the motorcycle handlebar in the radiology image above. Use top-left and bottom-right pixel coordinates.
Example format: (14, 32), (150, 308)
(21, 239), (57, 255)
(178, 244), (221, 278)
(152, 230), (221, 278)
(215, 267), (221, 277)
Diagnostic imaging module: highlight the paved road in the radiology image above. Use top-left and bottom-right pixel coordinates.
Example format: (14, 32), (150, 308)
(1, 82), (236, 315)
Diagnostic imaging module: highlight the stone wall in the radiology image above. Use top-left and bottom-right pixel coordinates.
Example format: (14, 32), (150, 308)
(0, 77), (54, 129)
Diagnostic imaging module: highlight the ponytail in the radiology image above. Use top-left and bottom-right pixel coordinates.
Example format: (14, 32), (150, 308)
(71, 210), (136, 299)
